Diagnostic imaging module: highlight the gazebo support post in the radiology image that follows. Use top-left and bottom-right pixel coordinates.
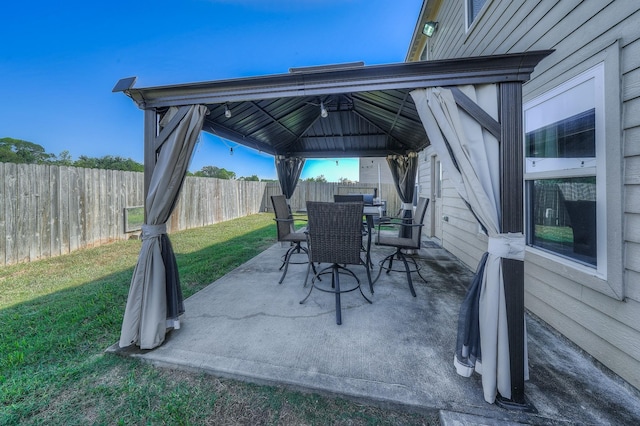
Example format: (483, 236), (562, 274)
(143, 108), (158, 222)
(496, 82), (535, 412)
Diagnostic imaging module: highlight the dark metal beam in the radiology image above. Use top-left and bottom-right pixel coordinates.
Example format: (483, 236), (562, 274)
(202, 122), (276, 155)
(350, 109), (411, 150)
(450, 87), (501, 140)
(154, 106), (190, 151)
(143, 109), (158, 222)
(298, 133), (387, 141)
(284, 148), (409, 158)
(123, 51), (554, 109)
(245, 101), (299, 140)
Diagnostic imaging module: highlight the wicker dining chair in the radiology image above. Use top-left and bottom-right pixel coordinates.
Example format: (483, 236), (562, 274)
(271, 195), (316, 284)
(333, 194), (372, 266)
(300, 201), (372, 325)
(374, 197), (429, 297)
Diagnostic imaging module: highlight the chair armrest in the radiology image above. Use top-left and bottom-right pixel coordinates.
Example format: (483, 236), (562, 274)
(376, 220), (424, 233)
(273, 217), (294, 223)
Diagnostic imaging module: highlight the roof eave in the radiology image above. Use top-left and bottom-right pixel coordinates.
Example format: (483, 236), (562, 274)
(119, 51), (554, 109)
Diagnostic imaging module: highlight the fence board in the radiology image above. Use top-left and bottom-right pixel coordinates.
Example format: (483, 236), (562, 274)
(49, 166), (61, 257)
(17, 164), (31, 263)
(29, 165), (41, 261)
(59, 167), (70, 254)
(0, 163), (5, 264)
(68, 167), (82, 252)
(99, 168), (108, 244)
(4, 163), (17, 264)
(36, 164), (51, 260)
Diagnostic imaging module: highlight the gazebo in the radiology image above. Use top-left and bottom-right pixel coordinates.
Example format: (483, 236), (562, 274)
(113, 50), (552, 409)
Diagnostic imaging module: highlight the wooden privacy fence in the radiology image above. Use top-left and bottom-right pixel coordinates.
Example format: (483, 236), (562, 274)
(1, 163), (145, 266)
(0, 162), (402, 266)
(0, 163), (267, 266)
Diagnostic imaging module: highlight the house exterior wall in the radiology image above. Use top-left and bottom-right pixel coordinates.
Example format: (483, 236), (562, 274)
(358, 158), (394, 186)
(409, 0), (640, 390)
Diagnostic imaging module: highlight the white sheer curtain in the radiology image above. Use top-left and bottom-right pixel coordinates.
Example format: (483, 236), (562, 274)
(119, 104), (208, 350)
(410, 85), (527, 403)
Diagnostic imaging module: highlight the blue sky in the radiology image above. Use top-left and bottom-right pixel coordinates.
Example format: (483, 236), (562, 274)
(1, 0), (421, 181)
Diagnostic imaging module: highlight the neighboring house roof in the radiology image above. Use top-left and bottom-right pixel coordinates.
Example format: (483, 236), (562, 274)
(115, 51), (550, 159)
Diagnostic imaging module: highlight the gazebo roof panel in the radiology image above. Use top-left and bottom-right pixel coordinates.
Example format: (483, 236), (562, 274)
(119, 51), (553, 158)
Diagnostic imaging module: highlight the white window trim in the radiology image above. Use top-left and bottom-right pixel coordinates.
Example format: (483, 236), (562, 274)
(523, 40), (624, 300)
(525, 63), (605, 276)
(465, 0), (493, 34)
(524, 63), (606, 277)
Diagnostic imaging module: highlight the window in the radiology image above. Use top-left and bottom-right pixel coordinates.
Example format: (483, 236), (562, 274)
(467, 0), (488, 27)
(524, 63), (605, 274)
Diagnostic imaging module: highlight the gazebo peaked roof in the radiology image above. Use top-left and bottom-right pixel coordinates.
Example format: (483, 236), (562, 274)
(114, 51), (552, 158)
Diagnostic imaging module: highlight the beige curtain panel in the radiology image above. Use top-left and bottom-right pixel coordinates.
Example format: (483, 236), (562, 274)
(411, 86), (527, 404)
(119, 104), (208, 350)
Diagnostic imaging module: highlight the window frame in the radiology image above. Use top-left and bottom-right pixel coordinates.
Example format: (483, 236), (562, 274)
(523, 41), (624, 300)
(524, 63), (605, 275)
(465, 0), (490, 32)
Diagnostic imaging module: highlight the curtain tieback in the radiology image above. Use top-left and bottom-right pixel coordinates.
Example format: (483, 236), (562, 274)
(141, 224), (167, 240)
(401, 202), (413, 210)
(488, 233), (525, 261)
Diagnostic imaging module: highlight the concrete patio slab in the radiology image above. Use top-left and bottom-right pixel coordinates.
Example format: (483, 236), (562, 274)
(109, 241), (640, 425)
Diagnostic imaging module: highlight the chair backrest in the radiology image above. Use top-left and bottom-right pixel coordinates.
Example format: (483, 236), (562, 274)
(411, 197), (430, 248)
(333, 194), (364, 203)
(306, 201), (364, 265)
(271, 195), (294, 241)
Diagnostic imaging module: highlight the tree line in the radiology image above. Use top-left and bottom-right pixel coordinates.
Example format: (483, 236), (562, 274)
(0, 137), (266, 180)
(1, 137), (353, 182)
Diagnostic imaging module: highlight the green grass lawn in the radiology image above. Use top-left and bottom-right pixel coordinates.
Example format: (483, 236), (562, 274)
(0, 213), (436, 425)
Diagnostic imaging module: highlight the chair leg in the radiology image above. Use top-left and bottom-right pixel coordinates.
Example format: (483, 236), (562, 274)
(302, 258), (312, 288)
(373, 249), (418, 297)
(373, 251), (396, 284)
(396, 251), (417, 297)
(278, 245), (293, 270)
(365, 259), (374, 294)
(386, 251), (395, 274)
(278, 245), (296, 284)
(280, 242), (317, 285)
(333, 266), (342, 325)
(407, 255), (428, 284)
(300, 263), (370, 325)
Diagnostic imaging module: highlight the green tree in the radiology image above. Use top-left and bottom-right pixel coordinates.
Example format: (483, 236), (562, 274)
(73, 155), (143, 171)
(339, 177), (357, 184)
(304, 175), (327, 183)
(194, 165), (236, 180)
(239, 175), (260, 181)
(52, 150), (73, 166)
(0, 137), (55, 164)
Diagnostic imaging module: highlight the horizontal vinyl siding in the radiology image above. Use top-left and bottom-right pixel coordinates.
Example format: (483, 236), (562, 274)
(424, 0), (640, 389)
(525, 287), (640, 389)
(417, 154), (433, 237)
(439, 172), (486, 271)
(359, 158), (394, 185)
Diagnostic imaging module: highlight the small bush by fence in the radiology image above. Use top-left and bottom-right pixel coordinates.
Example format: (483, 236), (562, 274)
(0, 162), (401, 266)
